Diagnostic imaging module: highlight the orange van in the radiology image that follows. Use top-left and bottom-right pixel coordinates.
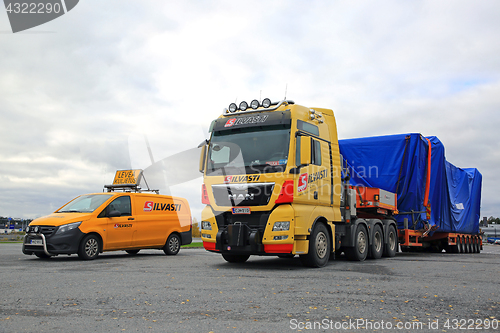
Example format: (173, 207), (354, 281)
(23, 170), (192, 259)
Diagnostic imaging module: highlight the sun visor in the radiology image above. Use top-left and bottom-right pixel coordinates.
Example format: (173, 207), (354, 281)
(211, 111), (291, 132)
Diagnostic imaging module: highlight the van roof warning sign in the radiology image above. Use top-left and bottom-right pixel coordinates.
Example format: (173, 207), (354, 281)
(105, 169), (158, 193)
(112, 169), (143, 185)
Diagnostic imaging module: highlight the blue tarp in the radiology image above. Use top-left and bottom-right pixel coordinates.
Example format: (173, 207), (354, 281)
(339, 133), (482, 234)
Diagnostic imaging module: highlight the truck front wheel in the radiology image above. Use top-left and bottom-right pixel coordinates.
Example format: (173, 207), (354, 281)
(346, 224), (368, 261)
(299, 223), (331, 268)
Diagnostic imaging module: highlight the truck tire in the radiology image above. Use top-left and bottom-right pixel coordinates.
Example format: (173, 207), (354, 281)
(383, 225), (397, 257)
(163, 234), (181, 255)
(457, 237), (464, 253)
(222, 253), (250, 263)
(368, 224), (383, 259)
(78, 234), (101, 260)
(299, 223), (331, 268)
(345, 224), (368, 261)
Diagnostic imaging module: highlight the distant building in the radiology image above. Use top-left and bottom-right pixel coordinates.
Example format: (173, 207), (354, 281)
(482, 223), (500, 238)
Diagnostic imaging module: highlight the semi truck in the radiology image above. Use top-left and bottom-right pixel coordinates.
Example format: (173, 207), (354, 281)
(198, 99), (482, 267)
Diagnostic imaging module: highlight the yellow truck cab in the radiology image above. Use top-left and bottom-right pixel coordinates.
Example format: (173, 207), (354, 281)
(23, 170), (192, 260)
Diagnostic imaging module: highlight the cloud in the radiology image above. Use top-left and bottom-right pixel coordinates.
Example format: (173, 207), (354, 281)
(0, 0), (499, 220)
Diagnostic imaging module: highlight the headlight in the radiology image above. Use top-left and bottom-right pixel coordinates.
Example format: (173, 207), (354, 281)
(25, 226), (30, 233)
(239, 101), (248, 111)
(201, 221), (212, 230)
(55, 222), (82, 235)
(250, 99), (260, 109)
(262, 98), (271, 108)
(228, 103), (237, 113)
(272, 221), (290, 231)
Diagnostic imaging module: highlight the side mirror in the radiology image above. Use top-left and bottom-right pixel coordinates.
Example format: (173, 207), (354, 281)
(300, 136), (312, 166)
(108, 210), (121, 218)
(199, 140), (208, 173)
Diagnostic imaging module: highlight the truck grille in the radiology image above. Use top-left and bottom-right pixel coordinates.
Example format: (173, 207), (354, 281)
(212, 182), (275, 207)
(27, 226), (57, 237)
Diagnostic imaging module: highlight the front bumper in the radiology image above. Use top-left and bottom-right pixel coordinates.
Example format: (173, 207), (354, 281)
(204, 223), (293, 255)
(22, 227), (85, 256)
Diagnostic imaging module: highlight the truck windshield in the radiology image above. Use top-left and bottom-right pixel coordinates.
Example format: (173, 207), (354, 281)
(57, 194), (113, 213)
(207, 125), (290, 175)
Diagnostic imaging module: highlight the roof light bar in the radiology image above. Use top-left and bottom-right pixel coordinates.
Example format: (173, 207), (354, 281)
(223, 99), (294, 115)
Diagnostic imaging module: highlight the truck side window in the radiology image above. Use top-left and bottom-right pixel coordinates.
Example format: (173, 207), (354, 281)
(101, 196), (132, 217)
(312, 139), (322, 166)
(295, 136), (301, 165)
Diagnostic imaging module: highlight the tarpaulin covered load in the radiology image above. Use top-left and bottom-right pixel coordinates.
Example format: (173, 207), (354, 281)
(339, 133), (482, 234)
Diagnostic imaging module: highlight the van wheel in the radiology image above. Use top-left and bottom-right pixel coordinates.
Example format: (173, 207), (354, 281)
(345, 224), (368, 261)
(222, 253), (250, 263)
(299, 223), (331, 268)
(163, 234), (181, 255)
(78, 234), (101, 260)
(126, 250), (140, 255)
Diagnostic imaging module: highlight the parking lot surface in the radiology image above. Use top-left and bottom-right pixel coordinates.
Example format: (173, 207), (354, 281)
(1, 243), (499, 332)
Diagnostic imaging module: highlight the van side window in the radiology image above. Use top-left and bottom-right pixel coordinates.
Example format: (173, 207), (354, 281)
(99, 196), (132, 217)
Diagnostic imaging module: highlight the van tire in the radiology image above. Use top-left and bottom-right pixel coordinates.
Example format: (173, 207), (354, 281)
(78, 234), (101, 260)
(163, 234), (181, 255)
(35, 252), (51, 259)
(126, 250), (140, 255)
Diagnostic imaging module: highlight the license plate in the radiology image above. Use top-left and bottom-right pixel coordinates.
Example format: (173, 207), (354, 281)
(30, 239), (43, 245)
(232, 207), (250, 214)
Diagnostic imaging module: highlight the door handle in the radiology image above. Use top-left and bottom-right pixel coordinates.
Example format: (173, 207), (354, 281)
(128, 217), (135, 220)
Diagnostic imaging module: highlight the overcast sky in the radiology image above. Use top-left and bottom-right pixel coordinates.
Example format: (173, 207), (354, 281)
(1, 0), (499, 222)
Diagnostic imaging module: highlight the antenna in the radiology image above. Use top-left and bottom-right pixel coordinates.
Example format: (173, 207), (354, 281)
(284, 84), (288, 100)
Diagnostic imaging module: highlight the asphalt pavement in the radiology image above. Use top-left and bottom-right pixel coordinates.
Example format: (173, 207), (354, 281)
(1, 243), (499, 333)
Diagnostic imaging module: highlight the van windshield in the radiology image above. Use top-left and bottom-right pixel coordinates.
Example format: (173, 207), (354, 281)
(57, 194), (113, 213)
